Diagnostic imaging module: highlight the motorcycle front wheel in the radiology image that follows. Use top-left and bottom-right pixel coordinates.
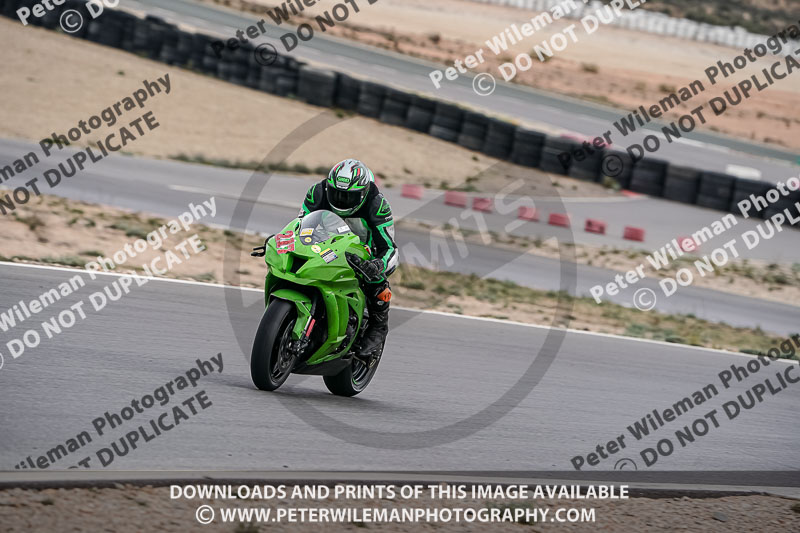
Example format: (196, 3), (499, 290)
(250, 299), (298, 391)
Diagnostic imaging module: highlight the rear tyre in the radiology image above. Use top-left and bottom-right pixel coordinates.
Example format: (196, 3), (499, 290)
(323, 342), (384, 397)
(250, 300), (298, 391)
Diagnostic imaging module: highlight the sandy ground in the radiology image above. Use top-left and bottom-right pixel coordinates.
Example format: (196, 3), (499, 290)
(0, 17), (613, 199)
(0, 485), (798, 532)
(216, 0), (800, 151)
(403, 219), (800, 306)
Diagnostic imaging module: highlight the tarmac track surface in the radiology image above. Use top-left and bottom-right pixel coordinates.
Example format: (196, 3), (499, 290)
(0, 264), (798, 488)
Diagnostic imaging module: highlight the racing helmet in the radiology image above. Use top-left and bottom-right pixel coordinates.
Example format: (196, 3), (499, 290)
(325, 159), (374, 217)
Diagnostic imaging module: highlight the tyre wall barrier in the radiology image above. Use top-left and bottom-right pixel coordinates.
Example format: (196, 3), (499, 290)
(457, 111), (489, 151)
(510, 128), (545, 168)
(482, 118), (515, 159)
(730, 178), (772, 218)
(379, 88), (411, 127)
(404, 95), (436, 133)
(357, 81), (387, 119)
(763, 191), (800, 228)
(335, 73), (361, 110)
(696, 171), (736, 211)
(568, 148), (603, 182)
(629, 158), (668, 196)
(1, 2), (791, 226)
(539, 137), (578, 175)
(663, 165), (701, 204)
(429, 102), (464, 143)
(297, 66), (337, 108)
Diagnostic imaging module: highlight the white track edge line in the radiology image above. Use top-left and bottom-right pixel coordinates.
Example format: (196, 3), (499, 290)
(1, 261), (797, 364)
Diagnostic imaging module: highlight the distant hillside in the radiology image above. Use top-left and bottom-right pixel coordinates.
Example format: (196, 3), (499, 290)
(640, 0), (800, 36)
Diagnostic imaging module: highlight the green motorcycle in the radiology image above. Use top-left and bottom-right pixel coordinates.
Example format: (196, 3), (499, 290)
(250, 210), (383, 396)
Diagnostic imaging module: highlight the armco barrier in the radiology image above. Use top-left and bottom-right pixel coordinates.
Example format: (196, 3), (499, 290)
(548, 213), (570, 227)
(518, 206), (539, 221)
(472, 197), (493, 213)
(584, 219), (607, 235)
(444, 190), (468, 208)
(623, 226), (646, 242)
(4, 2), (795, 230)
(401, 184), (424, 200)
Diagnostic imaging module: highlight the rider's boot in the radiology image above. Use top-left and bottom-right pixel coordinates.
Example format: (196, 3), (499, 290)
(359, 284), (391, 355)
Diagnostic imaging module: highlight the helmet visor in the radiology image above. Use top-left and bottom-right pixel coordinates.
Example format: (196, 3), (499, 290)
(328, 186), (365, 213)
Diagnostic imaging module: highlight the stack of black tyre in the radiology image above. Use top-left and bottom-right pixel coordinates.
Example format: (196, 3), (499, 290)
(404, 95), (436, 133)
(429, 102), (464, 142)
(629, 158), (668, 196)
(482, 118), (515, 159)
(510, 129), (545, 168)
(764, 189), (800, 228)
(696, 171), (736, 211)
(457, 111), (488, 151)
(297, 66), (338, 108)
(663, 165), (701, 204)
(334, 74), (361, 111)
(379, 88), (411, 126)
(539, 136), (578, 175)
(568, 146), (603, 182)
(729, 178), (772, 217)
(601, 150), (634, 189)
(357, 81), (386, 118)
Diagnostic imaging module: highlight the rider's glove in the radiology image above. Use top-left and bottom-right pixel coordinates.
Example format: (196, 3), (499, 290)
(345, 253), (384, 282)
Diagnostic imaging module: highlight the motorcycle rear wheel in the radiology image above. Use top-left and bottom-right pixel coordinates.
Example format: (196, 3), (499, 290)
(250, 299), (298, 391)
(323, 342), (383, 397)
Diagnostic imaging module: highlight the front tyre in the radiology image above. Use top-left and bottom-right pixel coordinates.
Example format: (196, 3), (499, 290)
(323, 343), (383, 397)
(250, 299), (298, 391)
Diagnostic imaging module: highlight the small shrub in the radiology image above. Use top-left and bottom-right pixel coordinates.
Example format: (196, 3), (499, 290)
(581, 63), (599, 74)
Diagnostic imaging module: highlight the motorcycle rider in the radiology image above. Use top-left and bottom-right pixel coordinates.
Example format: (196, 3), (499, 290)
(299, 159), (397, 355)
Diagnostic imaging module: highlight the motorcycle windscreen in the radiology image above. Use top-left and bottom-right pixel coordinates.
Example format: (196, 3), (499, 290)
(299, 210), (355, 245)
